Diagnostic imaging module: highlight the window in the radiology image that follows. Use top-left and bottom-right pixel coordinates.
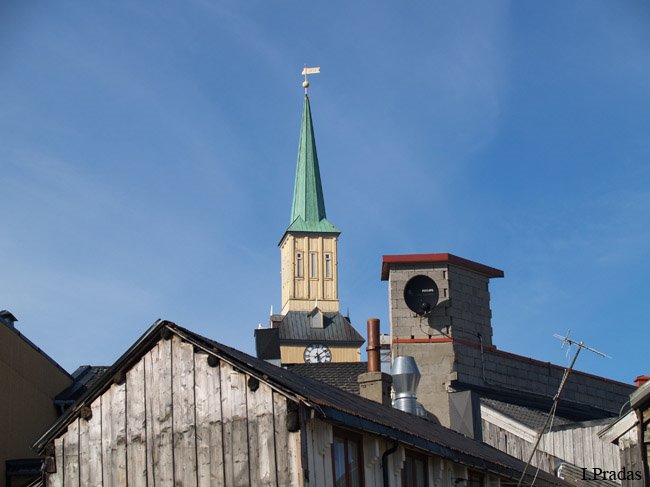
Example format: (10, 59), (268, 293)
(310, 252), (318, 278)
(296, 252), (303, 277)
(467, 471), (484, 487)
(324, 253), (332, 278)
(331, 428), (363, 487)
(402, 450), (428, 487)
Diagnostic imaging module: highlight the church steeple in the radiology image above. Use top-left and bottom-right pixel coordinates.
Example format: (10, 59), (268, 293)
(254, 69), (364, 366)
(286, 96), (339, 235)
(279, 93), (340, 315)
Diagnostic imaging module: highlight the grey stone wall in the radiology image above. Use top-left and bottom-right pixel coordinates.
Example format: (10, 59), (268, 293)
(389, 263), (451, 340)
(454, 342), (633, 415)
(392, 341), (456, 428)
(446, 266), (493, 346)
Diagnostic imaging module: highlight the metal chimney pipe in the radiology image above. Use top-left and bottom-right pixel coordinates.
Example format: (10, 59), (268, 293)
(367, 318), (380, 372)
(391, 356), (421, 415)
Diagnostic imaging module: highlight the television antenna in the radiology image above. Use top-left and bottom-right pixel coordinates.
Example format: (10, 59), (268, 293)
(517, 331), (609, 486)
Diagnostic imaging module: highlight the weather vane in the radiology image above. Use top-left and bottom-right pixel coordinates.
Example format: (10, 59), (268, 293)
(301, 65), (320, 95)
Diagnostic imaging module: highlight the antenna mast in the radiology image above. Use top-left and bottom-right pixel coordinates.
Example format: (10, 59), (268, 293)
(517, 331), (609, 486)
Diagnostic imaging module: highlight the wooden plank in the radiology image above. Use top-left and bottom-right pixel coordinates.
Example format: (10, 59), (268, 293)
(559, 430), (572, 465)
(246, 382), (277, 487)
(308, 420), (331, 487)
(49, 437), (65, 487)
(172, 336), (198, 487)
(246, 382), (260, 487)
(594, 427), (608, 471)
(552, 430), (564, 461)
(220, 362), (250, 487)
(111, 381), (128, 486)
(288, 429), (303, 487)
(582, 426), (594, 468)
(195, 352), (225, 487)
(363, 436), (382, 485)
(127, 357), (148, 486)
(272, 392), (291, 487)
(498, 428), (507, 455)
(88, 397), (103, 484)
(307, 421), (318, 487)
(64, 419), (80, 487)
(606, 435), (621, 472)
(144, 348), (156, 487)
(78, 409), (90, 486)
(101, 385), (114, 486)
(153, 339), (175, 486)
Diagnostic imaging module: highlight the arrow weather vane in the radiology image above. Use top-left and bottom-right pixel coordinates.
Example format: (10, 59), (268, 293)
(302, 65), (320, 95)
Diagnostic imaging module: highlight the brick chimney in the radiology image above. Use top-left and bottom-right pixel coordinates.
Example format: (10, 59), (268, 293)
(358, 318), (392, 406)
(634, 375), (650, 388)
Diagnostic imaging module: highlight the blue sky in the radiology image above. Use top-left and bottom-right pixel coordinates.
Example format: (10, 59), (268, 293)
(1, 1), (648, 384)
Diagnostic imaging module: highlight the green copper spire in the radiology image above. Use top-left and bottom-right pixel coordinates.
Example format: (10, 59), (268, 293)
(285, 96), (340, 234)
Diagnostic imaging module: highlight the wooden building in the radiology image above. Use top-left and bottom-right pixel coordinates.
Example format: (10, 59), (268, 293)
(34, 320), (571, 487)
(599, 377), (650, 486)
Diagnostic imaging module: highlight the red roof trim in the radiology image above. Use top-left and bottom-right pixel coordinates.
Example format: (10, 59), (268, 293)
(381, 253), (504, 280)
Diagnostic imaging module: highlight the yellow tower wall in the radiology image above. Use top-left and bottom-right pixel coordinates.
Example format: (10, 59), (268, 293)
(280, 233), (339, 314)
(280, 345), (360, 364)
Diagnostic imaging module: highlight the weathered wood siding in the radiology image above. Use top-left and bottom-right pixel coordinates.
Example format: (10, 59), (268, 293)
(539, 423), (620, 473)
(46, 332), (519, 487)
(46, 335), (301, 486)
(617, 427), (642, 487)
(482, 419), (556, 473)
(483, 418), (620, 475)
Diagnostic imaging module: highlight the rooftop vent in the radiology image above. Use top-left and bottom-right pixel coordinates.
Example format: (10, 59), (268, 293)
(391, 356), (424, 416)
(0, 310), (17, 329)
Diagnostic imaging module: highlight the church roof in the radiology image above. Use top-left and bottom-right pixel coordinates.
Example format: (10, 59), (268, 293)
(284, 96), (339, 237)
(278, 311), (364, 345)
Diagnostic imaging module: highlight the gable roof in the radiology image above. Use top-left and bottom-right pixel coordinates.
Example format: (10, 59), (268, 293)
(34, 320), (569, 486)
(278, 311), (364, 345)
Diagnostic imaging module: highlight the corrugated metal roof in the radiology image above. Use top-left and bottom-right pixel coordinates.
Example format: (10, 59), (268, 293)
(286, 362), (368, 394)
(35, 321), (571, 486)
(278, 311), (364, 344)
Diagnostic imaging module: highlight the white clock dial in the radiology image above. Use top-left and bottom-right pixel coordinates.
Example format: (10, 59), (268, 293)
(303, 343), (332, 363)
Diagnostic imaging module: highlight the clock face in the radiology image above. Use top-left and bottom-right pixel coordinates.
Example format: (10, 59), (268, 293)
(303, 343), (332, 363)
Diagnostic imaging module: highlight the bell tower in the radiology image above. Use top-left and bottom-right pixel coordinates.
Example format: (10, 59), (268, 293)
(279, 95), (340, 315)
(255, 71), (364, 365)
